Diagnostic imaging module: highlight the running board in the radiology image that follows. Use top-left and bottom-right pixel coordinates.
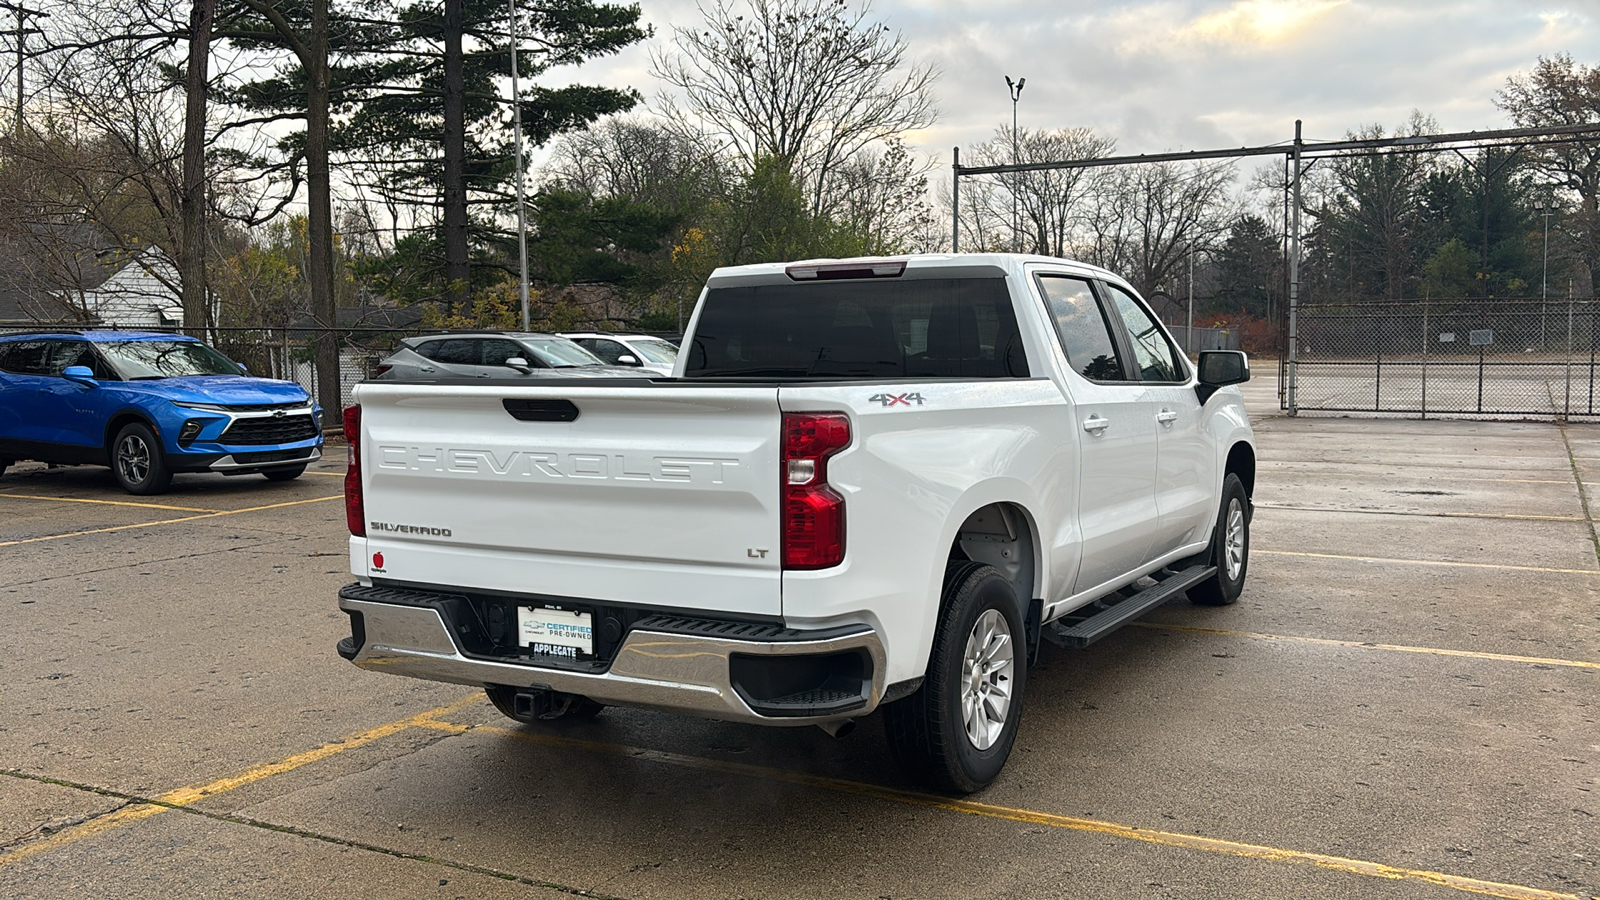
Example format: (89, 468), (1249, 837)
(1043, 565), (1217, 649)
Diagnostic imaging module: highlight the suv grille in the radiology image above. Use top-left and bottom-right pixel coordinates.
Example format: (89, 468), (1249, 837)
(222, 416), (319, 445)
(219, 401), (309, 413)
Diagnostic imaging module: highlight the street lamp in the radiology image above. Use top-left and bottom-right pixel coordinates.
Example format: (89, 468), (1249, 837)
(1533, 198), (1553, 301)
(1004, 75), (1024, 254)
(509, 0), (531, 330)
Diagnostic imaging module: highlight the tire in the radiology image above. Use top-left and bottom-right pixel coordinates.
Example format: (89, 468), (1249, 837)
(111, 422), (172, 495)
(884, 561), (1026, 794)
(262, 464), (307, 482)
(484, 685), (605, 723)
(1188, 472), (1250, 606)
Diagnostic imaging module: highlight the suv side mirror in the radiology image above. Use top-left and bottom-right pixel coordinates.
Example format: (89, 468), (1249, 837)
(1196, 350), (1249, 403)
(504, 356), (533, 374)
(61, 365), (98, 387)
(617, 354), (639, 366)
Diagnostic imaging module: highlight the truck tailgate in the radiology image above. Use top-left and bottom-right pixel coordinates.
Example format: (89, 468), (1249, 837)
(356, 382), (782, 617)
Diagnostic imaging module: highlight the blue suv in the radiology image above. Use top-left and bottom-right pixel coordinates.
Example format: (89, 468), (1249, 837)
(0, 331), (323, 494)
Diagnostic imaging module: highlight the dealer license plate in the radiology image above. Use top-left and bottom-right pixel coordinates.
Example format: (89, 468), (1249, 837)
(518, 606), (593, 659)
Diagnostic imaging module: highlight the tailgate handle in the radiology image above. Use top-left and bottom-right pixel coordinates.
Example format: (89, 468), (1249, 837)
(502, 398), (579, 422)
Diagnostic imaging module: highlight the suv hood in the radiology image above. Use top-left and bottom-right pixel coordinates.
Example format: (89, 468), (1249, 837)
(132, 375), (312, 406)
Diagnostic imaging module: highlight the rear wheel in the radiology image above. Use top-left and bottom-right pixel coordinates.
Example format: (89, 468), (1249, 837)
(111, 422), (172, 495)
(485, 685), (605, 723)
(1188, 472), (1249, 606)
(884, 561), (1026, 794)
(262, 464), (306, 482)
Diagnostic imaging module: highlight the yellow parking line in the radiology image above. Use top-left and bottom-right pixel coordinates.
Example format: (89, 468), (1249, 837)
(0, 493), (219, 513)
(428, 721), (1579, 900)
(1255, 549), (1600, 575)
(1132, 623), (1600, 671)
(1254, 503), (1586, 523)
(0, 495), (343, 547)
(0, 694), (481, 869)
(303, 471), (344, 477)
(1255, 469), (1574, 486)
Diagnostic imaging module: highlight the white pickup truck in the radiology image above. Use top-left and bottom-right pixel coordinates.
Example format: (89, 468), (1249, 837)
(336, 253), (1255, 793)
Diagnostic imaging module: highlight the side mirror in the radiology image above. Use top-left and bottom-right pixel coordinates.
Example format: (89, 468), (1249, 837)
(504, 356), (534, 374)
(1196, 350), (1249, 403)
(617, 354), (640, 366)
(61, 365), (98, 387)
(236, 361), (249, 375)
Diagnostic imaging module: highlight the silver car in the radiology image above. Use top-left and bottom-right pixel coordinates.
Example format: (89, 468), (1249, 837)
(375, 333), (644, 380)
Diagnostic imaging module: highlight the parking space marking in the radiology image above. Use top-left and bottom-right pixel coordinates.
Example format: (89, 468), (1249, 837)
(1132, 623), (1600, 671)
(0, 694), (481, 869)
(421, 720), (1580, 900)
(0, 492), (220, 513)
(1257, 470), (1576, 485)
(0, 495), (343, 547)
(1255, 549), (1600, 575)
(1254, 503), (1587, 523)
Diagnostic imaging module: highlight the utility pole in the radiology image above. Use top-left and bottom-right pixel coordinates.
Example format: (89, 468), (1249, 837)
(951, 147), (960, 253)
(508, 0), (530, 330)
(1288, 120), (1303, 416)
(1, 2), (47, 136)
(1005, 75), (1024, 253)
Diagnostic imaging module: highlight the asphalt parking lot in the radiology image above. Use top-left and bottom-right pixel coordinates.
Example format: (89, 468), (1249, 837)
(2, 374), (1597, 899)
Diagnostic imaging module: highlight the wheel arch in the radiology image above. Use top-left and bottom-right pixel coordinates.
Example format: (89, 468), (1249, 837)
(103, 410), (161, 462)
(938, 494), (1044, 663)
(1225, 440), (1256, 497)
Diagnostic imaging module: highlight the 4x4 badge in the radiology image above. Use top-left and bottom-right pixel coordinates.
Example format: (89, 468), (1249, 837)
(869, 392), (926, 407)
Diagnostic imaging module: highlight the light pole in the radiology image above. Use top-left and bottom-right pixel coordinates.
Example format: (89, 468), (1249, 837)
(1004, 75), (1024, 254)
(1534, 199), (1552, 301)
(509, 0), (531, 330)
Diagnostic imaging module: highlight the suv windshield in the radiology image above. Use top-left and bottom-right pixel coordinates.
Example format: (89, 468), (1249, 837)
(629, 338), (679, 365)
(97, 340), (242, 379)
(683, 277), (1028, 379)
(523, 338), (603, 368)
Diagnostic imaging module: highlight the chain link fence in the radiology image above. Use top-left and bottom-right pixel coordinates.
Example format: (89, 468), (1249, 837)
(1284, 298), (1600, 418)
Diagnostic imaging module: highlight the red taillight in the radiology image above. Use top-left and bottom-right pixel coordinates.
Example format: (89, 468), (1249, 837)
(373, 364), (392, 377)
(782, 412), (850, 569)
(344, 405), (364, 536)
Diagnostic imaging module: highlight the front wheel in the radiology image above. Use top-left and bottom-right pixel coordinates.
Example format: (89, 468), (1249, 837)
(111, 422), (172, 495)
(1188, 472), (1250, 606)
(884, 561), (1026, 794)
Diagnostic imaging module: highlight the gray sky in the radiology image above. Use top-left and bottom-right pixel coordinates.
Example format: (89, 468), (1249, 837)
(571, 0), (1600, 163)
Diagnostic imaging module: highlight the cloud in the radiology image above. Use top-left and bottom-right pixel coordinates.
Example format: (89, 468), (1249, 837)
(1184, 0), (1348, 45)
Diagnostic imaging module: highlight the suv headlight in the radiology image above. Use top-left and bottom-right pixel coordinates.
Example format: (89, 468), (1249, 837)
(172, 401), (231, 412)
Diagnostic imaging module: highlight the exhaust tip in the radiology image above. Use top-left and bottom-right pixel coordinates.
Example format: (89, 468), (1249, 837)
(816, 718), (856, 739)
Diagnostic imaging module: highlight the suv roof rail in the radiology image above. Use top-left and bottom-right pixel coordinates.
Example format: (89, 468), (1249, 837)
(0, 328), (86, 337)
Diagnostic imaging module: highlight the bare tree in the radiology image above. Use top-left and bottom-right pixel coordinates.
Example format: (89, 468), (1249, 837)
(956, 126), (1114, 256)
(651, 0), (936, 215)
(1078, 160), (1237, 297)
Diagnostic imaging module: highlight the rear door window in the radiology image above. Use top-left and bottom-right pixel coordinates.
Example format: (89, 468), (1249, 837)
(421, 339), (479, 365)
(1036, 275), (1126, 382)
(0, 339), (50, 375)
(683, 277), (1029, 379)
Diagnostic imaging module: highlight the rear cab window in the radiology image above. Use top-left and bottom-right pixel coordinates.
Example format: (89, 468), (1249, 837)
(683, 277), (1029, 379)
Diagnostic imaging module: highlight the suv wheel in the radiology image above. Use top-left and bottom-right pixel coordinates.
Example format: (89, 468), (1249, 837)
(111, 422), (172, 495)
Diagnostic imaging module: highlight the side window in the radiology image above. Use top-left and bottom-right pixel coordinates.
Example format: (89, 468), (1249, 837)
(428, 339), (479, 365)
(47, 341), (116, 379)
(577, 339), (625, 365)
(481, 339), (524, 367)
(0, 340), (51, 375)
(1104, 284), (1183, 383)
(1036, 275), (1126, 382)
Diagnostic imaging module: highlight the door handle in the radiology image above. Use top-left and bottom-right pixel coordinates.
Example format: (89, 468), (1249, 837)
(1082, 415), (1110, 434)
(419, 366), (435, 373)
(1156, 409), (1179, 425)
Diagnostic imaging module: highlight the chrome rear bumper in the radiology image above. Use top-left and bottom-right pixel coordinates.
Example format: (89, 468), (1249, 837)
(338, 593), (886, 725)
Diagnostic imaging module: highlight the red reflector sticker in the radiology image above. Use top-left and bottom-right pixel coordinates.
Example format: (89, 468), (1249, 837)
(372, 552), (384, 569)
